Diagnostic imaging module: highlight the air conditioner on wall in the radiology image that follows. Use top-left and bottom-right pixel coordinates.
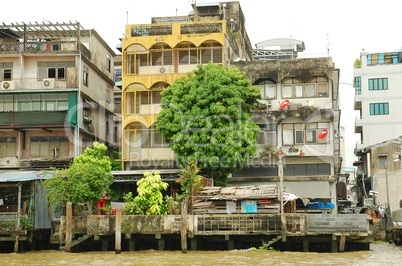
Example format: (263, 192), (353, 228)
(1, 80), (16, 90)
(43, 78), (55, 88)
(159, 67), (170, 74)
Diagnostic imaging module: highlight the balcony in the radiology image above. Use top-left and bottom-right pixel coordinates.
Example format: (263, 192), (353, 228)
(130, 22), (223, 37)
(355, 116), (362, 134)
(354, 98), (362, 111)
(0, 110), (70, 129)
(0, 40), (91, 60)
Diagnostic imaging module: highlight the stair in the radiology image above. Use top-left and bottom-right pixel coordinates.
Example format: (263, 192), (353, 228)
(263, 235), (282, 249)
(59, 234), (94, 251)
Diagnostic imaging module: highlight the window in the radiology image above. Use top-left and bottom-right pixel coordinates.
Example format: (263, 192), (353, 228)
(370, 102), (389, 115)
(317, 83), (328, 97)
(258, 124), (277, 145)
(38, 61), (74, 80)
(283, 163), (331, 176)
(392, 52), (401, 64)
(83, 65), (89, 86)
(305, 84), (316, 97)
(199, 41), (223, 64)
(0, 137), (16, 157)
(14, 93), (68, 112)
(282, 84), (292, 98)
(150, 50), (172, 66)
(281, 77), (328, 98)
(114, 69), (122, 83)
(30, 136), (69, 157)
(367, 52), (401, 65)
(0, 62), (13, 81)
(0, 95), (13, 111)
(142, 125), (168, 148)
(368, 78), (388, 90)
(378, 53), (385, 64)
(282, 122), (329, 145)
(354, 76), (361, 95)
(178, 44), (198, 65)
(42, 93), (69, 111)
(106, 54), (111, 72)
(113, 126), (118, 143)
(378, 155), (387, 169)
(368, 54), (380, 65)
(255, 80), (276, 100)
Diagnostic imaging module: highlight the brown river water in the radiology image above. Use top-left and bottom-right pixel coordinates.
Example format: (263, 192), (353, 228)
(1, 242), (401, 266)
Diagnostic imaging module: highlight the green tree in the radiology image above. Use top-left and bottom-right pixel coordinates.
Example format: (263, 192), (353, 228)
(176, 160), (203, 202)
(123, 171), (169, 215)
(42, 142), (114, 212)
(156, 63), (261, 185)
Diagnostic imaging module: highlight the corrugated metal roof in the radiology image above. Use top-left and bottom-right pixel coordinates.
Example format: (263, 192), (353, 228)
(196, 2), (220, 7)
(0, 170), (53, 182)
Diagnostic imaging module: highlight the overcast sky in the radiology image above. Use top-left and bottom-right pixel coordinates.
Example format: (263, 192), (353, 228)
(3, 0), (402, 167)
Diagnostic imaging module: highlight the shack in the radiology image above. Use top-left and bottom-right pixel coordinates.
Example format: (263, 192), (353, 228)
(0, 170), (53, 252)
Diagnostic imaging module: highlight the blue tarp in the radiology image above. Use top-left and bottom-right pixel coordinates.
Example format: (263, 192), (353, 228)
(306, 201), (335, 209)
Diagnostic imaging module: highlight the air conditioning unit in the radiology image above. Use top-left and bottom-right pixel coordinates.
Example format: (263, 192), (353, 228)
(1, 80), (16, 90)
(130, 151), (140, 160)
(43, 78), (55, 88)
(159, 67), (170, 74)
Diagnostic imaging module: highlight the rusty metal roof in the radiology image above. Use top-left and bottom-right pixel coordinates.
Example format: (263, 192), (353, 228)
(0, 170), (53, 182)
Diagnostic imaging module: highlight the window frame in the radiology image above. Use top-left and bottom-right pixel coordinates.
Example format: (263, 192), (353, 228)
(369, 102), (389, 115)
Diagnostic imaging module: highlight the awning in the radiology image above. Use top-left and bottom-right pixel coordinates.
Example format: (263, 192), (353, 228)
(196, 2), (220, 7)
(0, 170), (53, 183)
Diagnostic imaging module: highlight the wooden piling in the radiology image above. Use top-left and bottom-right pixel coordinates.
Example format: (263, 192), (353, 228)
(65, 202), (72, 252)
(181, 199), (188, 254)
(115, 210), (122, 254)
(13, 234), (19, 253)
(339, 233), (346, 252)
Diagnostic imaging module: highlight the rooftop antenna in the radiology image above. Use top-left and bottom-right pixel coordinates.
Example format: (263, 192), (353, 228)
(126, 11), (128, 24)
(326, 33), (330, 57)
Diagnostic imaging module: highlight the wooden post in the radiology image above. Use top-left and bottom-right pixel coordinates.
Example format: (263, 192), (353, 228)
(331, 234), (339, 252)
(339, 233), (346, 253)
(303, 238), (309, 252)
(65, 202), (72, 252)
(59, 216), (65, 247)
(181, 199), (188, 254)
(14, 234), (19, 253)
(115, 210), (122, 254)
(128, 238), (135, 251)
(191, 238), (197, 251)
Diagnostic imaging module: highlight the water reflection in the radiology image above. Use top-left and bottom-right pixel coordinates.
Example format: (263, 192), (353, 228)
(1, 242), (401, 266)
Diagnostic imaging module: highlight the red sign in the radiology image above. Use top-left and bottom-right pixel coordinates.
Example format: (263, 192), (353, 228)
(318, 129), (328, 139)
(280, 99), (290, 109)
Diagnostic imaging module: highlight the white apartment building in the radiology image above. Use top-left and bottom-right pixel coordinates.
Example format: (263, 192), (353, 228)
(354, 50), (402, 213)
(354, 50), (402, 149)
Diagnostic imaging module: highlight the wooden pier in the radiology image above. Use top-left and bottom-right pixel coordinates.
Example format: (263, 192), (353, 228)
(56, 203), (371, 253)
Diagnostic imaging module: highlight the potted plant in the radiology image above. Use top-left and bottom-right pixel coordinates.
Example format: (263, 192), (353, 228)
(260, 144), (285, 157)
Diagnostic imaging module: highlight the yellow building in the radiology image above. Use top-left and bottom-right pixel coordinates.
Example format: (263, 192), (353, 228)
(120, 1), (252, 170)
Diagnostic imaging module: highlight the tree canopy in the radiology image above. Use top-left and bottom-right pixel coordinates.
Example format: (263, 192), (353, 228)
(42, 142), (114, 212)
(123, 171), (169, 215)
(156, 63), (261, 185)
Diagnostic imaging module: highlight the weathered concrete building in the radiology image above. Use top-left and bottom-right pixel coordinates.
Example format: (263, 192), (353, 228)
(0, 22), (117, 251)
(232, 57), (341, 213)
(0, 22), (117, 169)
